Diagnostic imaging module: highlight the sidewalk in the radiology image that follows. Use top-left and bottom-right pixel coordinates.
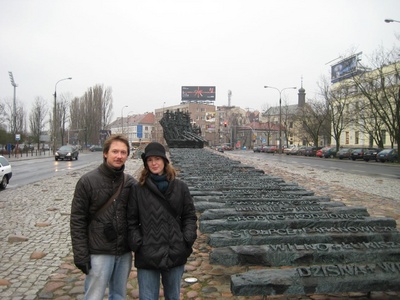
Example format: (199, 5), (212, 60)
(1, 152), (399, 299)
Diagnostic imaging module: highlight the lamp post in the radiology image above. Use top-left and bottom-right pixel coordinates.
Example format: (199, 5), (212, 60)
(53, 77), (72, 154)
(264, 85), (297, 154)
(121, 105), (128, 135)
(384, 19), (400, 23)
(8, 72), (18, 136)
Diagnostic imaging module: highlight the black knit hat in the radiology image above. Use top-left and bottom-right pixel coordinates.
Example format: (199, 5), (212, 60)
(141, 142), (169, 164)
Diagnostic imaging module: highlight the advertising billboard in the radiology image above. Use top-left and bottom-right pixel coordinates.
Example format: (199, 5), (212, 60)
(331, 55), (358, 83)
(181, 86), (216, 101)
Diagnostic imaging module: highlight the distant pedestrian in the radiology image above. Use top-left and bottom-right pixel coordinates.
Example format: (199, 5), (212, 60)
(127, 142), (197, 300)
(70, 134), (136, 300)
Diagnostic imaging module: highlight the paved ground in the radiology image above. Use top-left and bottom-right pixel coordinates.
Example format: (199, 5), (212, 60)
(0, 150), (399, 299)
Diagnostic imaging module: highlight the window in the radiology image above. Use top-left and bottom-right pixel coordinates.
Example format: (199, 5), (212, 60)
(345, 132), (349, 144)
(355, 131), (359, 144)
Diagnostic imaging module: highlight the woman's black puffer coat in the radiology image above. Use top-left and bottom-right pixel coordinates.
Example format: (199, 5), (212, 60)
(127, 178), (197, 270)
(70, 163), (136, 267)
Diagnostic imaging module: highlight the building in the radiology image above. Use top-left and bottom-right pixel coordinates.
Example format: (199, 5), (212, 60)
(331, 61), (400, 149)
(261, 84), (310, 148)
(109, 112), (155, 147)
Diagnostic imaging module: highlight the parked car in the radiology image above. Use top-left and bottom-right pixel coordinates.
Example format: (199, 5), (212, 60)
(304, 146), (321, 157)
(350, 148), (379, 161)
(55, 145), (79, 161)
(296, 146), (307, 156)
(363, 148), (382, 162)
(216, 146), (224, 153)
(253, 145), (262, 152)
(377, 149), (398, 163)
(322, 146), (337, 158)
(316, 148), (323, 158)
(0, 155), (12, 190)
(89, 145), (103, 152)
(222, 143), (232, 151)
(283, 146), (296, 155)
(265, 145), (278, 153)
(337, 148), (353, 160)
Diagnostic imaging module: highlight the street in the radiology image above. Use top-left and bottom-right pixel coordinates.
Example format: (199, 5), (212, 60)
(237, 150), (400, 180)
(6, 151), (104, 188)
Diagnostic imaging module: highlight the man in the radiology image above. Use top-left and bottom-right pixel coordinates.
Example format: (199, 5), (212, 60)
(70, 134), (136, 300)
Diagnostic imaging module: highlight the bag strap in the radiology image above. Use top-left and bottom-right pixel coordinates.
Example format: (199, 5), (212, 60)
(95, 174), (127, 218)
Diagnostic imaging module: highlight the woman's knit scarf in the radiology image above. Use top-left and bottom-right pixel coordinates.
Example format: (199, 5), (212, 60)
(150, 173), (169, 193)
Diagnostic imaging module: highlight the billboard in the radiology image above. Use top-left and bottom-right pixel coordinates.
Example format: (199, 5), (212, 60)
(182, 86), (216, 101)
(331, 55), (358, 83)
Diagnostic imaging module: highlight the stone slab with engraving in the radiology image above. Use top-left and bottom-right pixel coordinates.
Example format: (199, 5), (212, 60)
(208, 227), (400, 247)
(211, 242), (400, 266)
(230, 262), (400, 296)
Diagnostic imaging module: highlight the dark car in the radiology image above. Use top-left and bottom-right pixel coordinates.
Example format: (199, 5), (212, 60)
(0, 155), (12, 190)
(337, 148), (353, 160)
(322, 146), (337, 158)
(377, 149), (398, 162)
(216, 146), (224, 153)
(363, 148), (382, 162)
(350, 148), (379, 161)
(304, 146), (321, 157)
(55, 145), (79, 161)
(89, 145), (103, 152)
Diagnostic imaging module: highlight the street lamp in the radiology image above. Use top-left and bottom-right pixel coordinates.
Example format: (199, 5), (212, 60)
(384, 19), (400, 23)
(121, 105), (128, 135)
(8, 72), (18, 136)
(264, 85), (297, 154)
(53, 77), (72, 154)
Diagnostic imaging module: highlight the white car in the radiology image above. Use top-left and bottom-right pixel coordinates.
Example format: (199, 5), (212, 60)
(0, 155), (12, 189)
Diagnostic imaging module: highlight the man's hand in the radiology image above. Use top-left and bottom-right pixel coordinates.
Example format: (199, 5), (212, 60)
(76, 262), (91, 275)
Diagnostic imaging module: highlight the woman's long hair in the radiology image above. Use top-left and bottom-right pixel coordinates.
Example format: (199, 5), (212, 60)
(139, 159), (176, 186)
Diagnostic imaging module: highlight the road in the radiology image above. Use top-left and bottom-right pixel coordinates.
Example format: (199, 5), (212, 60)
(6, 150), (400, 189)
(233, 151), (400, 180)
(7, 151), (104, 188)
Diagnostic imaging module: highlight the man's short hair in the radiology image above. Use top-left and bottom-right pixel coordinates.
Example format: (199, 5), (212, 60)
(103, 134), (130, 156)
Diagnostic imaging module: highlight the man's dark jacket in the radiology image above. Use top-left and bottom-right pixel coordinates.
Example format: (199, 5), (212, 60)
(70, 163), (136, 267)
(127, 178), (197, 270)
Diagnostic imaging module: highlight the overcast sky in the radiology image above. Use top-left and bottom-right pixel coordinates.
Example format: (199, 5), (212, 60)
(1, 0), (399, 123)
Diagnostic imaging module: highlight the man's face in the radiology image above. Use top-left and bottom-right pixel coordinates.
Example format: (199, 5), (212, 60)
(104, 141), (128, 169)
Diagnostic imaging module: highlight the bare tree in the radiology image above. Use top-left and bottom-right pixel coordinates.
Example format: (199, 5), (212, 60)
(3, 99), (25, 138)
(0, 101), (6, 129)
(295, 99), (330, 147)
(29, 97), (48, 150)
(57, 93), (71, 145)
(318, 76), (355, 151)
(69, 84), (113, 147)
(351, 47), (400, 155)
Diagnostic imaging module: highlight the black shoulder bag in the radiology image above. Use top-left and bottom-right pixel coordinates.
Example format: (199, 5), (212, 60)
(95, 174), (127, 218)
(95, 174), (127, 241)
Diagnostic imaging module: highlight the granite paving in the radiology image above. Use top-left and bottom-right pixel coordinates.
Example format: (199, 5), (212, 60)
(0, 150), (399, 299)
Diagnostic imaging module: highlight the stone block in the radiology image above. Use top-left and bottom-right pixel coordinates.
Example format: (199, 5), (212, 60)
(230, 262), (400, 296)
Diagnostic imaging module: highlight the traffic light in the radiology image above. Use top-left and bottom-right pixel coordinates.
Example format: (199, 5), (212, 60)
(224, 121), (227, 127)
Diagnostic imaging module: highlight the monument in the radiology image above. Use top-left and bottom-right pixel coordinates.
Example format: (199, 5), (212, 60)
(159, 109), (207, 148)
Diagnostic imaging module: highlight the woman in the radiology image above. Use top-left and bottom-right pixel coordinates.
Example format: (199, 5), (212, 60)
(127, 142), (197, 300)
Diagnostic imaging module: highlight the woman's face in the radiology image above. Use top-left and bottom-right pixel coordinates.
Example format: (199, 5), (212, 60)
(146, 156), (165, 175)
